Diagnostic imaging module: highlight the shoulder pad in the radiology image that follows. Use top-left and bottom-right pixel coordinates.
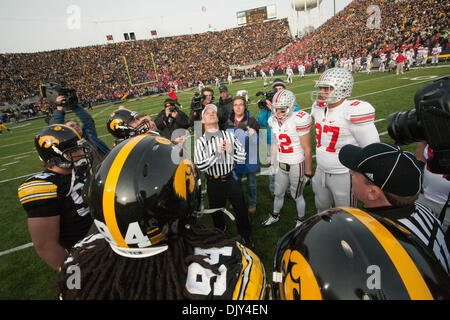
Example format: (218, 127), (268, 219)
(18, 178), (58, 205)
(344, 100), (375, 124)
(294, 111), (312, 130)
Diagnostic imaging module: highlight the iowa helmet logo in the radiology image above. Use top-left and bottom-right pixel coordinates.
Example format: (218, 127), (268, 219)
(173, 159), (195, 200)
(109, 118), (124, 131)
(38, 135), (60, 149)
(281, 249), (322, 300)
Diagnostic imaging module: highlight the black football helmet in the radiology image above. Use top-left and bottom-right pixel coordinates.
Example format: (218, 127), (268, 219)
(107, 108), (152, 140)
(35, 124), (92, 169)
(272, 207), (450, 300)
(88, 134), (201, 258)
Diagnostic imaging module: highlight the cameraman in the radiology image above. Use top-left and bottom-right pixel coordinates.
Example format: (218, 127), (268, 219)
(217, 85), (233, 130)
(51, 95), (110, 168)
(155, 98), (189, 141)
(188, 87), (214, 128)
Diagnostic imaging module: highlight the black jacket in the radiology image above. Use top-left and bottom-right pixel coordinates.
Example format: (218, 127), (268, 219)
(217, 94), (233, 130)
(155, 106), (189, 140)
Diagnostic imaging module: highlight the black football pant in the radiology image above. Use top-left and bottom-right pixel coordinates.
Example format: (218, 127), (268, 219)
(206, 174), (251, 239)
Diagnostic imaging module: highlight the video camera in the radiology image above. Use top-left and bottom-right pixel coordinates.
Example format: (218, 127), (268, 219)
(256, 88), (277, 110)
(387, 77), (450, 174)
(191, 92), (205, 112)
(40, 73), (78, 107)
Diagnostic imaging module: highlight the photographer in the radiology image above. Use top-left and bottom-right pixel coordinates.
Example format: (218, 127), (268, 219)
(50, 95), (109, 169)
(188, 87), (214, 128)
(155, 98), (189, 141)
(256, 87), (277, 196)
(387, 76), (450, 246)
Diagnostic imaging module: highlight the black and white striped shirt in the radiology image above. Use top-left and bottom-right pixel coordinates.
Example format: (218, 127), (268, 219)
(194, 129), (246, 177)
(369, 202), (449, 273)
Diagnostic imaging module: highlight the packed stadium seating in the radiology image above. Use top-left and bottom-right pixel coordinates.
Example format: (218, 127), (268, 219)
(259, 0), (449, 72)
(0, 19), (291, 106)
(0, 0), (448, 109)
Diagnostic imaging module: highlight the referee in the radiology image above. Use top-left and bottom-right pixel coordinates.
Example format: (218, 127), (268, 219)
(194, 104), (253, 248)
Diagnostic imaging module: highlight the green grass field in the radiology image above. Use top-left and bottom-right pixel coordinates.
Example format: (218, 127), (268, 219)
(0, 65), (448, 299)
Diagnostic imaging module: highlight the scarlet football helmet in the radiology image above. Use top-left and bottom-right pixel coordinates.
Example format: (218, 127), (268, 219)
(89, 134), (201, 258)
(271, 89), (296, 122)
(35, 124), (91, 169)
(272, 207), (450, 300)
(311, 67), (354, 105)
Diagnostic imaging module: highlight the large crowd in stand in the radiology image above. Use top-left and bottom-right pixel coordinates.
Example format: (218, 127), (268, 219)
(0, 19), (291, 107)
(258, 0), (448, 73)
(0, 0), (448, 114)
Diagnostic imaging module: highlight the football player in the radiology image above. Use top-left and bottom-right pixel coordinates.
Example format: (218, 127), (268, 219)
(310, 68), (379, 213)
(57, 135), (266, 300)
(106, 107), (158, 145)
(0, 119), (11, 134)
(261, 89), (313, 228)
(271, 207), (450, 300)
(17, 124), (93, 270)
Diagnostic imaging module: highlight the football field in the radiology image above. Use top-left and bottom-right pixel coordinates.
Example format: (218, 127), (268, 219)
(0, 65), (448, 299)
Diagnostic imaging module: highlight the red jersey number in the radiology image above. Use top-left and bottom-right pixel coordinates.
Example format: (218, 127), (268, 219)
(315, 123), (340, 153)
(277, 134), (294, 154)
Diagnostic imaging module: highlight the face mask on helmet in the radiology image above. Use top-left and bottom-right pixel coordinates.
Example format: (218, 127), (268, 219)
(89, 134), (201, 258)
(311, 68), (354, 106)
(130, 115), (159, 136)
(272, 89), (296, 123)
(61, 139), (92, 169)
(107, 109), (139, 139)
(272, 207), (450, 300)
(35, 124), (92, 170)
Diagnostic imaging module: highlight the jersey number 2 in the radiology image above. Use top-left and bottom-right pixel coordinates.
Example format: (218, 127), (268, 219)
(277, 134), (294, 154)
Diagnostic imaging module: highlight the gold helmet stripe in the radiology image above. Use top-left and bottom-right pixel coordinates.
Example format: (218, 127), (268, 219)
(232, 243), (266, 300)
(103, 135), (148, 248)
(52, 124), (82, 140)
(344, 207), (433, 300)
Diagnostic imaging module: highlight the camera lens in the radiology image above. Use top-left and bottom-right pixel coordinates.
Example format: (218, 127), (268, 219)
(387, 109), (424, 145)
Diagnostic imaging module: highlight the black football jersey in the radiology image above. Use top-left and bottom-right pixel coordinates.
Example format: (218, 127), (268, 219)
(18, 169), (93, 250)
(60, 233), (266, 300)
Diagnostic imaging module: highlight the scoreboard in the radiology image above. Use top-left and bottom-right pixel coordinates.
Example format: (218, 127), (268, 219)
(246, 7), (267, 24)
(237, 5), (276, 25)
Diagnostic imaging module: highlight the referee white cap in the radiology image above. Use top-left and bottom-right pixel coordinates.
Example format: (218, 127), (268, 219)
(202, 104), (218, 118)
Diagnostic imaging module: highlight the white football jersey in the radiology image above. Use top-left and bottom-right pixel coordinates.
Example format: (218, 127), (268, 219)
(422, 144), (450, 205)
(269, 111), (312, 165)
(311, 99), (379, 173)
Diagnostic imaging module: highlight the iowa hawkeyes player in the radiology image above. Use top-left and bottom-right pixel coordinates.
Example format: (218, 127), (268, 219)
(18, 124), (93, 270)
(272, 208), (450, 300)
(57, 135), (266, 300)
(106, 107), (158, 146)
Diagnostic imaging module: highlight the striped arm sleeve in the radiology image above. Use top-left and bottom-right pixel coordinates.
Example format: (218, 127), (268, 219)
(349, 112), (375, 125)
(18, 180), (57, 205)
(230, 132), (246, 163)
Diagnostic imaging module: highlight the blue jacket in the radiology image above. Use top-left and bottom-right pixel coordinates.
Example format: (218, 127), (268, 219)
(226, 110), (259, 174)
(51, 105), (110, 155)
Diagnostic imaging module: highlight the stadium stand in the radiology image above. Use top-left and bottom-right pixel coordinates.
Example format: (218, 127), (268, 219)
(0, 19), (291, 107)
(259, 0), (449, 73)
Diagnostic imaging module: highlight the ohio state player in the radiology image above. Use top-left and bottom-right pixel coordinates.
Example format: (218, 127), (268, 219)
(261, 89), (313, 228)
(310, 68), (379, 213)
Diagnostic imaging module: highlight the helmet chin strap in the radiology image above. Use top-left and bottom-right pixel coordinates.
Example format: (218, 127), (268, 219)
(194, 208), (235, 221)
